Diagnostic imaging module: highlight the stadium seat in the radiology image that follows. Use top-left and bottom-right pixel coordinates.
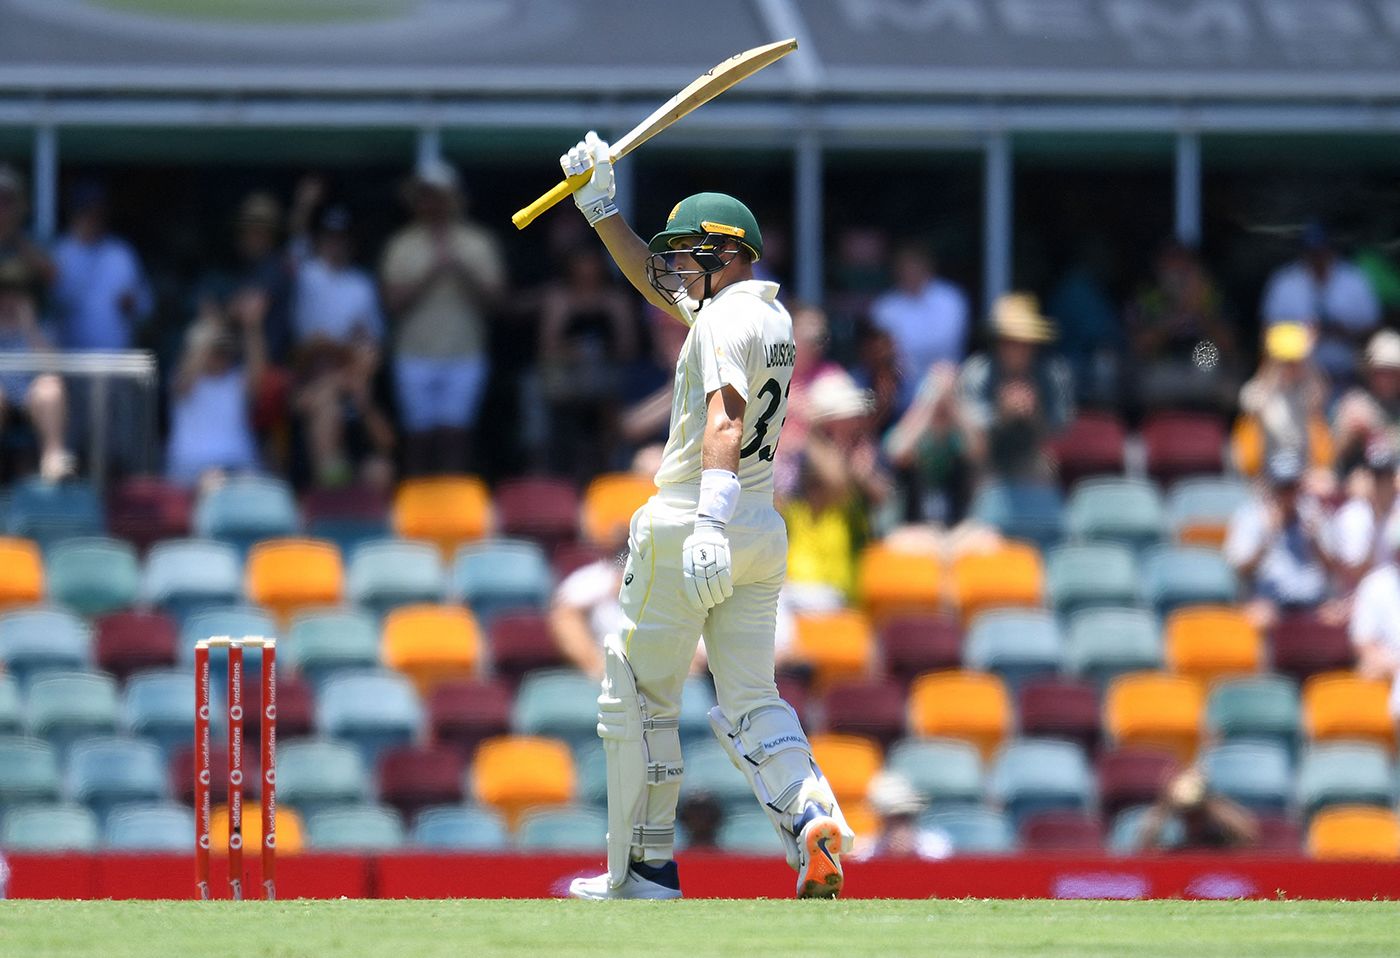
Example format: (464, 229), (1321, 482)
(264, 672), (315, 740)
(1141, 411), (1227, 484)
(792, 609), (874, 689)
(969, 481), (1066, 551)
(573, 743), (608, 808)
(1307, 806), (1400, 860)
(552, 541), (608, 581)
(0, 536), (44, 608)
(178, 606), (276, 665)
(1, 802), (100, 850)
(427, 679), (513, 756)
(1108, 805), (1182, 854)
(0, 672), (20, 734)
(276, 738), (373, 815)
(393, 476), (492, 558)
(964, 609), (1063, 689)
(989, 738), (1095, 826)
(66, 736), (169, 820)
(1064, 608), (1163, 688)
(193, 476), (299, 556)
(1163, 605), (1261, 683)
(907, 670), (1011, 759)
(1167, 477), (1249, 549)
(516, 805), (608, 851)
(1200, 740), (1292, 811)
(142, 539), (243, 620)
(718, 809), (785, 855)
(0, 735), (61, 807)
(95, 611), (178, 679)
(876, 614), (963, 686)
(855, 544), (943, 622)
(1066, 478), (1167, 549)
(26, 670), (120, 752)
(382, 604), (481, 695)
(1097, 747), (1182, 818)
(1205, 676), (1300, 750)
(920, 806), (1017, 854)
(809, 733), (882, 806)
(4, 478), (104, 549)
(284, 609), (381, 687)
(122, 668), (193, 754)
(245, 538), (344, 622)
(317, 670), (425, 761)
(104, 802), (193, 850)
(1016, 678), (1101, 752)
(1020, 810), (1104, 852)
(678, 740), (754, 811)
(470, 735), (575, 827)
(1045, 543), (1138, 615)
(1046, 412), (1126, 486)
(378, 743), (467, 816)
(1270, 614), (1354, 682)
(307, 805), (406, 850)
(678, 676), (719, 746)
(1296, 743), (1397, 815)
(885, 738), (984, 807)
(1302, 671), (1394, 749)
(451, 539), (553, 623)
(210, 804), (304, 856)
(302, 484), (391, 555)
(580, 473), (654, 547)
(1141, 548), (1238, 616)
(488, 611), (566, 686)
(820, 677), (907, 747)
(511, 669), (603, 751)
(495, 478), (582, 549)
(1255, 814), (1304, 855)
(0, 607), (91, 683)
(346, 539), (446, 618)
(106, 477), (193, 552)
(950, 542), (1043, 621)
(411, 806), (510, 850)
(1104, 672), (1204, 761)
(45, 537), (141, 617)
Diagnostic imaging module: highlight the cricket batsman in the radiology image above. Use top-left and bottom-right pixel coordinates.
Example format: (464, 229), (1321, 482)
(559, 132), (855, 901)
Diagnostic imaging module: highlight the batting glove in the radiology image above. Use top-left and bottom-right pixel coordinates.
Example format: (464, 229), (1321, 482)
(560, 130), (617, 227)
(682, 517), (734, 612)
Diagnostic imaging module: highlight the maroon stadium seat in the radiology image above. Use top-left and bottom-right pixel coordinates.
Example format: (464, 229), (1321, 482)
(428, 678), (513, 755)
(1142, 411), (1227, 484)
(1017, 678), (1101, 752)
(1254, 814), (1304, 854)
(1020, 810), (1105, 852)
(496, 478), (581, 549)
(552, 542), (608, 581)
(1097, 747), (1182, 818)
(1047, 412), (1126, 486)
(95, 611), (178, 679)
(170, 744), (264, 802)
(243, 672), (314, 741)
(877, 614), (963, 686)
(777, 673), (811, 727)
(106, 477), (193, 552)
(490, 611), (567, 686)
(821, 677), (907, 748)
(302, 484), (390, 522)
(378, 743), (467, 816)
(1270, 613), (1354, 682)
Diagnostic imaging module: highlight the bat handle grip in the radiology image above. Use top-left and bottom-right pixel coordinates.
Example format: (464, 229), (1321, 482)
(512, 171), (595, 230)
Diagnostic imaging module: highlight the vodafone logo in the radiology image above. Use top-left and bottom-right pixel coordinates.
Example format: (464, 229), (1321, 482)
(199, 835), (210, 849)
(230, 770), (243, 786)
(230, 705), (243, 721)
(266, 835), (277, 849)
(265, 704), (276, 720)
(230, 834), (242, 850)
(265, 769), (276, 786)
(198, 705), (210, 720)
(198, 770), (210, 785)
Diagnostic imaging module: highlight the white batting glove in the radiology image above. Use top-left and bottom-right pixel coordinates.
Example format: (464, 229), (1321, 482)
(682, 518), (734, 612)
(560, 130), (617, 227)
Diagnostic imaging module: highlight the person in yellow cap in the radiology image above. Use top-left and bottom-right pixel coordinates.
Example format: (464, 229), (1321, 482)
(1235, 321), (1332, 479)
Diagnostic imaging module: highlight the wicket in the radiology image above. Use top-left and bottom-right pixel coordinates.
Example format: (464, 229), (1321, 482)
(194, 636), (277, 901)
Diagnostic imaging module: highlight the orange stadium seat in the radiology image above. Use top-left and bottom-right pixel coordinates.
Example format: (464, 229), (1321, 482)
(581, 473), (656, 548)
(471, 736), (575, 828)
(793, 609), (874, 690)
(1302, 672), (1395, 750)
(210, 804), (304, 856)
(1104, 672), (1204, 762)
(245, 538), (343, 623)
(841, 801), (878, 842)
(907, 670), (1011, 759)
(810, 733), (882, 806)
(393, 477), (492, 559)
(951, 542), (1043, 621)
(382, 604), (481, 696)
(1164, 606), (1262, 684)
(1307, 806), (1400, 861)
(856, 544), (943, 622)
(0, 537), (43, 608)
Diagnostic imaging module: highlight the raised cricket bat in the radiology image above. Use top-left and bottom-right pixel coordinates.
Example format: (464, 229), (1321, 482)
(511, 38), (798, 230)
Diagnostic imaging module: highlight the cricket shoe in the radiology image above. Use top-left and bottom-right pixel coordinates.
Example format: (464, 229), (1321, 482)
(568, 861), (682, 900)
(794, 804), (844, 899)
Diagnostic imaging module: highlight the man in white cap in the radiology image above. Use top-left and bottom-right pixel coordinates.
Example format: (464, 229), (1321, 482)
(1333, 329), (1400, 473)
(854, 771), (952, 860)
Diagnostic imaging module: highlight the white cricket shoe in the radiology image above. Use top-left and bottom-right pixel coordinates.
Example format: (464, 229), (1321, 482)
(568, 861), (683, 900)
(795, 810), (845, 899)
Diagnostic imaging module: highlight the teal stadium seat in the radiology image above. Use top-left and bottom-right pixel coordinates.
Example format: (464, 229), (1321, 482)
(4, 478), (103, 550)
(718, 809), (785, 855)
(66, 736), (169, 820)
(122, 669), (194, 754)
(1206, 676), (1301, 750)
(516, 805), (608, 850)
(276, 738), (373, 815)
(104, 802), (193, 850)
(1109, 804), (1183, 854)
(573, 743), (608, 807)
(193, 476), (299, 557)
(411, 806), (510, 850)
(316, 671), (424, 761)
(1067, 478), (1167, 549)
(989, 738), (1095, 826)
(1296, 742), (1397, 815)
(46, 537), (141, 617)
(142, 539), (242, 620)
(970, 481), (1067, 552)
(920, 807), (1018, 854)
(0, 671), (21, 733)
(178, 606), (276, 665)
(452, 539), (553, 622)
(1064, 608), (1163, 687)
(1140, 546), (1238, 615)
(285, 609), (381, 687)
(679, 741), (754, 811)
(1167, 478), (1249, 542)
(1200, 740), (1292, 812)
(307, 805), (406, 850)
(0, 735), (62, 807)
(1045, 544), (1139, 615)
(0, 607), (92, 683)
(964, 610), (1064, 689)
(1, 802), (100, 850)
(885, 738), (985, 807)
(26, 670), (119, 752)
(511, 669), (604, 751)
(347, 539), (446, 619)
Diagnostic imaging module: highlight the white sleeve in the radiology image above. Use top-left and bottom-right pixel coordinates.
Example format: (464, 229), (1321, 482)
(553, 561), (617, 610)
(693, 305), (753, 402)
(1328, 504), (1373, 567)
(1223, 504), (1263, 569)
(1351, 571), (1386, 646)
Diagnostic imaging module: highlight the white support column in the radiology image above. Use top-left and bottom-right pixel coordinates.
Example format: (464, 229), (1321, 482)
(982, 130), (1013, 309)
(32, 124), (58, 242)
(415, 126), (441, 171)
(794, 127), (823, 304)
(1174, 130), (1202, 247)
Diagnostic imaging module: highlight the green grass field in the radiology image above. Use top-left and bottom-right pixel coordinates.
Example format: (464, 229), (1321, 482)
(3, 900), (1398, 958)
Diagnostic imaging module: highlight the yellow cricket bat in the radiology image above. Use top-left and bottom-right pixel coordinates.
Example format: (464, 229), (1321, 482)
(511, 38), (798, 230)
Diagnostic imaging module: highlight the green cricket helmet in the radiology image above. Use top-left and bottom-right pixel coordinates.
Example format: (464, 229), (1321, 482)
(645, 192), (762, 305)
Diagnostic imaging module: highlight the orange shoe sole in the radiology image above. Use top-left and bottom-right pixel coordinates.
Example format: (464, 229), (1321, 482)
(797, 818), (844, 899)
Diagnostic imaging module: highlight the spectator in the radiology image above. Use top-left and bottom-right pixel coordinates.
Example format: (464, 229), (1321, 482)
(291, 205), (394, 489)
(617, 304), (688, 465)
(849, 322), (901, 434)
(1261, 222), (1379, 388)
(51, 180), (151, 350)
(958, 293), (1074, 482)
(1046, 240), (1122, 406)
(227, 190), (295, 362)
(1351, 512), (1400, 725)
(381, 159), (506, 475)
(0, 260), (72, 481)
(1328, 440), (1400, 593)
(1224, 450), (1337, 631)
(1136, 768), (1258, 852)
(0, 164), (54, 290)
(1332, 330), (1400, 476)
(1234, 323), (1333, 480)
(165, 290), (267, 488)
(676, 793), (724, 851)
(774, 302), (842, 498)
(883, 362), (966, 524)
(852, 772), (951, 861)
(869, 242), (969, 408)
